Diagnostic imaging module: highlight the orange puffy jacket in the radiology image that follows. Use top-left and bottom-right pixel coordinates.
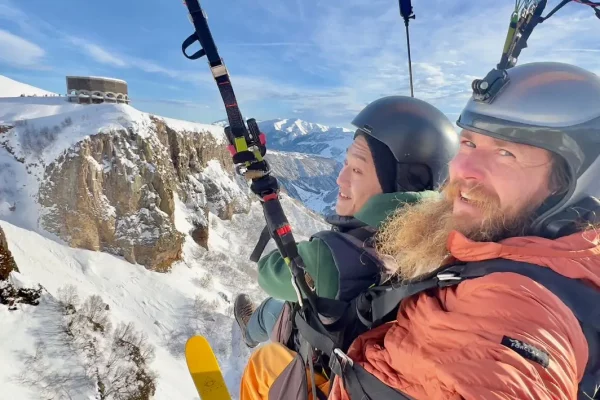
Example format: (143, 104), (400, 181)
(330, 229), (600, 400)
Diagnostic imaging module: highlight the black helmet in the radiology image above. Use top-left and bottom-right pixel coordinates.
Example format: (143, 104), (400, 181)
(457, 61), (600, 238)
(351, 96), (459, 191)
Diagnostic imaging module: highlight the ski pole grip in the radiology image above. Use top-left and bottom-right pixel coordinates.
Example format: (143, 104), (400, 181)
(262, 198), (290, 233)
(247, 118), (261, 143)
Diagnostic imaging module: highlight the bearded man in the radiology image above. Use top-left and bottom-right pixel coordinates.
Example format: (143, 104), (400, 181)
(239, 61), (600, 400)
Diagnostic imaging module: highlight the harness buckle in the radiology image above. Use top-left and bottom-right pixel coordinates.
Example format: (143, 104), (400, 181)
(210, 63), (228, 79)
(436, 271), (463, 287)
(329, 348), (353, 377)
(333, 348), (353, 367)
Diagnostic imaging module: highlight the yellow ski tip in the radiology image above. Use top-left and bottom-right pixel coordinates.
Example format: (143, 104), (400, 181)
(185, 336), (232, 400)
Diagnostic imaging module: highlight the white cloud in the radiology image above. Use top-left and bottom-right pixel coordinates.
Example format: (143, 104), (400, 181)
(134, 98), (210, 108)
(65, 36), (207, 84)
(84, 43), (128, 67)
(128, 57), (186, 79)
(0, 3), (22, 20)
(222, 42), (314, 47)
(0, 29), (45, 68)
(68, 37), (128, 67)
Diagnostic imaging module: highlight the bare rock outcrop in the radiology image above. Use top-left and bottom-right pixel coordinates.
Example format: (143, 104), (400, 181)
(0, 225), (18, 280)
(36, 117), (249, 271)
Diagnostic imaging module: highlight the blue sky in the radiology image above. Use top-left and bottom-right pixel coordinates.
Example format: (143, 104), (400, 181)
(0, 0), (598, 128)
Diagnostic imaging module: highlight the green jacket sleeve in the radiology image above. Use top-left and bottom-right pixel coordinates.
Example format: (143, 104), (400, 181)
(257, 238), (339, 302)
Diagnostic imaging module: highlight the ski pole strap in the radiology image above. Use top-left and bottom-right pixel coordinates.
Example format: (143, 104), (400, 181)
(507, 0), (547, 64)
(183, 0), (267, 176)
(250, 225), (271, 262)
(182, 33), (206, 60)
(498, 11), (519, 69)
(183, 0), (246, 135)
(250, 173), (322, 311)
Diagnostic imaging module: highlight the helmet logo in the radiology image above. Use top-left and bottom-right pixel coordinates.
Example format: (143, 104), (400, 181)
(362, 124), (374, 134)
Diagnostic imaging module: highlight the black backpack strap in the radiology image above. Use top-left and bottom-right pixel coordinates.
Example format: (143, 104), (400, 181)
(336, 354), (416, 400)
(294, 270), (451, 400)
(312, 230), (382, 302)
(342, 225), (377, 245)
(357, 266), (465, 328)
(294, 312), (335, 356)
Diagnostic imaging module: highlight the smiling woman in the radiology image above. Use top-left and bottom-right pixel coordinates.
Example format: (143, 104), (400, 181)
(335, 135), (383, 216)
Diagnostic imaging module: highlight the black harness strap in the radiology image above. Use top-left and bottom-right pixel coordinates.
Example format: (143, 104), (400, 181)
(295, 313), (335, 356)
(343, 362), (416, 400)
(367, 271), (458, 326)
(295, 258), (600, 399)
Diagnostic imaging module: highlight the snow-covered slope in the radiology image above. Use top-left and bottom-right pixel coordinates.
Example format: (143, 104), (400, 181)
(0, 75), (57, 98)
(0, 81), (330, 399)
(0, 96), (224, 142)
(0, 192), (326, 400)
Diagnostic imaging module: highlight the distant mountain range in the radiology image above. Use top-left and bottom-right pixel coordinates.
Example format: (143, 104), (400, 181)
(214, 118), (354, 163)
(212, 118), (355, 215)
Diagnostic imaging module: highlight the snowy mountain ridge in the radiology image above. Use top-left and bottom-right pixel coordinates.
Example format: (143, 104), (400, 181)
(0, 75), (58, 98)
(266, 117), (352, 139)
(258, 118), (353, 164)
(265, 150), (340, 216)
(212, 117), (354, 162)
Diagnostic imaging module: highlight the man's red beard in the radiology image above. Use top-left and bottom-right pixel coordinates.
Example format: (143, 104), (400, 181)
(376, 180), (538, 280)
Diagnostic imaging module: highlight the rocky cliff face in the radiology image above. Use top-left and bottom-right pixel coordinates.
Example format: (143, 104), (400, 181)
(0, 225), (18, 280)
(38, 124), (181, 271)
(0, 103), (251, 272)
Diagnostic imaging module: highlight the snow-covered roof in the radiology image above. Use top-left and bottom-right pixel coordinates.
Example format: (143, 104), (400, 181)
(66, 76), (127, 84)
